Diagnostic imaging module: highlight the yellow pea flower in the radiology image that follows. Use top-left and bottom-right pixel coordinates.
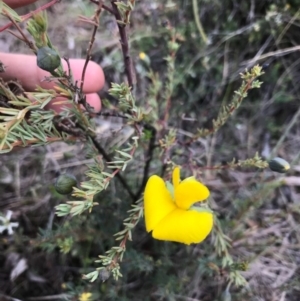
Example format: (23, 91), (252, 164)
(139, 52), (146, 60)
(79, 292), (92, 301)
(144, 167), (213, 245)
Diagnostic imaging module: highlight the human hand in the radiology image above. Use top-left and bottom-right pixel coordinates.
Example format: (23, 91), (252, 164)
(3, 0), (39, 9)
(1, 0), (104, 112)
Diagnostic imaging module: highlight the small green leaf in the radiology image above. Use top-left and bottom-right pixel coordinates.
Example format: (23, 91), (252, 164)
(190, 206), (213, 214)
(165, 181), (174, 200)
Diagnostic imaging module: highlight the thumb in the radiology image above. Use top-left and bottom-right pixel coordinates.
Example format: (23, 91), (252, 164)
(3, 0), (39, 9)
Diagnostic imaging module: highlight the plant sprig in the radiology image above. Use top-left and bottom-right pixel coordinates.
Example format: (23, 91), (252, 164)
(84, 198), (143, 281)
(194, 65), (264, 140)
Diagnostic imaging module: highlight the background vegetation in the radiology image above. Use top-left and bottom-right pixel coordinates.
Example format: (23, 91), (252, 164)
(1, 0), (300, 300)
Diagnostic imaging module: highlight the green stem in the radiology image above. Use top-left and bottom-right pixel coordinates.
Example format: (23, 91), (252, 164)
(192, 0), (208, 45)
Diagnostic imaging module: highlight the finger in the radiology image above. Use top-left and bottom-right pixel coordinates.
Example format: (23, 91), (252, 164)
(45, 93), (102, 113)
(3, 0), (39, 8)
(39, 58), (105, 93)
(1, 53), (105, 93)
(86, 93), (102, 112)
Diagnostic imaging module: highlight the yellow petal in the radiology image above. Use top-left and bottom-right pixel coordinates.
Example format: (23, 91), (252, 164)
(172, 166), (180, 188)
(144, 175), (176, 232)
(175, 179), (210, 210)
(152, 209), (213, 245)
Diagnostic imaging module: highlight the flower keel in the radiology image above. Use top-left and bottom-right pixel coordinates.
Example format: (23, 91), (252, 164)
(153, 209), (213, 245)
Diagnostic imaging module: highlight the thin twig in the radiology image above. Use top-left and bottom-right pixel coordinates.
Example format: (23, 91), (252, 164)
(135, 124), (157, 200)
(97, 111), (128, 118)
(90, 0), (115, 14)
(89, 136), (136, 201)
(241, 45), (300, 66)
(1, 136), (77, 151)
(69, 2), (103, 127)
(160, 163), (168, 178)
(63, 57), (72, 78)
(0, 0), (60, 32)
(192, 0), (208, 45)
(163, 25), (176, 124)
(111, 0), (134, 89)
(108, 201), (142, 272)
(4, 13), (37, 52)
(79, 2), (102, 92)
(184, 75), (257, 146)
(270, 93), (300, 158)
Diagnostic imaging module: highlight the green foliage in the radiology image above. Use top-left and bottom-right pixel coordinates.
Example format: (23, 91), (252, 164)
(196, 65), (264, 139)
(1, 1), (299, 300)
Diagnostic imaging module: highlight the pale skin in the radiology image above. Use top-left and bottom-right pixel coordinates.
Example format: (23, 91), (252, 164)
(1, 0), (104, 112)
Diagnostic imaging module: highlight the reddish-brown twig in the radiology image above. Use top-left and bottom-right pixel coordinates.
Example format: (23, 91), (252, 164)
(0, 0), (60, 33)
(90, 136), (136, 201)
(90, 0), (114, 14)
(4, 13), (37, 52)
(111, 0), (134, 89)
(79, 2), (103, 92)
(90, 0), (135, 89)
(1, 136), (77, 151)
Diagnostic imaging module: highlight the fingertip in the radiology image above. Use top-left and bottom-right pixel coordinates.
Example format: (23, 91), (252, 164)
(63, 59), (105, 93)
(86, 93), (101, 113)
(4, 0), (39, 8)
(1, 53), (105, 94)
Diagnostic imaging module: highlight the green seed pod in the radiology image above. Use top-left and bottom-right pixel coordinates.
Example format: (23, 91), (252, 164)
(37, 47), (60, 72)
(268, 157), (290, 173)
(55, 174), (77, 195)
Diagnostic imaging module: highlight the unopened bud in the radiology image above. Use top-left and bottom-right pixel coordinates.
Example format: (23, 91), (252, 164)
(268, 157), (290, 173)
(37, 47), (61, 72)
(33, 13), (47, 32)
(55, 174), (77, 195)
